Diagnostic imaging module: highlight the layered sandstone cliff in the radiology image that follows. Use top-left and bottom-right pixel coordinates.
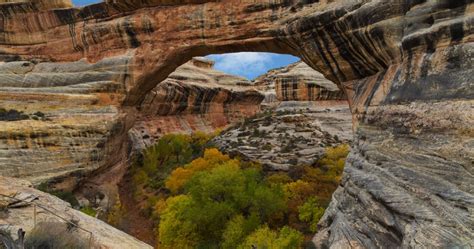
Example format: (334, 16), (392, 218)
(216, 60), (351, 170)
(255, 61), (346, 104)
(0, 0), (472, 248)
(130, 57), (263, 150)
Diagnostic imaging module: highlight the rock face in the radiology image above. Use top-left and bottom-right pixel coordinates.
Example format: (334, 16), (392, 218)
(0, 0), (72, 9)
(216, 60), (351, 171)
(0, 0), (472, 248)
(130, 57), (263, 151)
(213, 102), (352, 171)
(0, 176), (152, 249)
(255, 61), (346, 104)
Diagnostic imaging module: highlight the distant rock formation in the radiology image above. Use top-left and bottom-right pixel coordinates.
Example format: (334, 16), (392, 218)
(130, 57), (263, 151)
(254, 61), (346, 104)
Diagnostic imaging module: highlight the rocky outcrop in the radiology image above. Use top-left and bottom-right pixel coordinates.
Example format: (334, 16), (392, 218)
(255, 61), (346, 104)
(130, 57), (263, 150)
(0, 0), (472, 248)
(0, 0), (72, 9)
(0, 176), (152, 248)
(213, 102), (352, 171)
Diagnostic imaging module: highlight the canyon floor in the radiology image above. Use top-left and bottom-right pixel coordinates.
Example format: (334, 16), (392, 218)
(214, 101), (352, 171)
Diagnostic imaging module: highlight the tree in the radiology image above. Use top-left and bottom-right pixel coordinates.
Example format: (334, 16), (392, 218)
(221, 214), (259, 249)
(159, 160), (287, 248)
(284, 180), (317, 228)
(298, 197), (325, 233)
(318, 144), (350, 183)
(237, 226), (303, 249)
(165, 148), (234, 193)
(265, 172), (293, 186)
(158, 195), (199, 249)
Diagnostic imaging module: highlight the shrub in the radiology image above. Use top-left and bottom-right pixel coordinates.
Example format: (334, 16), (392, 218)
(237, 226), (303, 249)
(262, 143), (273, 151)
(157, 195), (199, 249)
(37, 183), (79, 208)
(107, 195), (123, 227)
(24, 222), (89, 249)
(80, 206), (97, 217)
(316, 144), (350, 183)
(265, 173), (293, 186)
(0, 108), (29, 121)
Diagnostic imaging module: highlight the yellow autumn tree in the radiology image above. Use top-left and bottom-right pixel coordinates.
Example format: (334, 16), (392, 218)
(284, 180), (317, 228)
(318, 144), (350, 183)
(165, 148), (237, 193)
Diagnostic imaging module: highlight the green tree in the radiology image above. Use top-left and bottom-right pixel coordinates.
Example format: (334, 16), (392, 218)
(298, 197), (325, 233)
(221, 214), (259, 249)
(159, 162), (287, 248)
(165, 148), (234, 194)
(158, 195), (199, 249)
(238, 226), (304, 249)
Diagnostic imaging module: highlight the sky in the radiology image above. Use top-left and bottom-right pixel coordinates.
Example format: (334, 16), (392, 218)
(207, 53), (299, 80)
(72, 1), (300, 80)
(72, 0), (101, 6)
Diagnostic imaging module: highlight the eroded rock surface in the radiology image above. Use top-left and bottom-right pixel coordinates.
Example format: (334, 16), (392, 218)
(255, 61), (346, 106)
(0, 0), (472, 248)
(0, 176), (152, 249)
(214, 102), (352, 171)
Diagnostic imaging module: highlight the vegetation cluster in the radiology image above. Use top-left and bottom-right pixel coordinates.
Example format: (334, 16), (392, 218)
(124, 132), (349, 248)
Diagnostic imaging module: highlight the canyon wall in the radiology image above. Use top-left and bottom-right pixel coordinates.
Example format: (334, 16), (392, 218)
(0, 0), (472, 248)
(130, 57), (263, 150)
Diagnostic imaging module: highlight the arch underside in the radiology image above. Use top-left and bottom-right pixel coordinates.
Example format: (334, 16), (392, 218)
(0, 0), (472, 247)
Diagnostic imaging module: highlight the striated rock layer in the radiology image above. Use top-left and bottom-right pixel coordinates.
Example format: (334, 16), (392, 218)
(255, 61), (346, 104)
(130, 57), (263, 150)
(0, 0), (472, 248)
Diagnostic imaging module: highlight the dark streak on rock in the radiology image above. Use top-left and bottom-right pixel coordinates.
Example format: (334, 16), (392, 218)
(123, 18), (141, 48)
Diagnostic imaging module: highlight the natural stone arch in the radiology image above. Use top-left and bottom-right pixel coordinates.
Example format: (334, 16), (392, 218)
(0, 0), (472, 248)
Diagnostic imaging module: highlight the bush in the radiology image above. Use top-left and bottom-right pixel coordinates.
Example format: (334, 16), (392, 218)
(0, 227), (15, 249)
(80, 206), (97, 217)
(316, 144), (350, 183)
(25, 222), (89, 249)
(265, 173), (293, 186)
(37, 183), (79, 208)
(0, 108), (29, 121)
(107, 194), (123, 227)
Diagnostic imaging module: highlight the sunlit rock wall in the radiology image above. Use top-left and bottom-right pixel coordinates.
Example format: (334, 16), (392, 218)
(255, 61), (346, 103)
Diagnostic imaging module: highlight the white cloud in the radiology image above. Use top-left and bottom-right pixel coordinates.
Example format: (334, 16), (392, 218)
(207, 52), (274, 79)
